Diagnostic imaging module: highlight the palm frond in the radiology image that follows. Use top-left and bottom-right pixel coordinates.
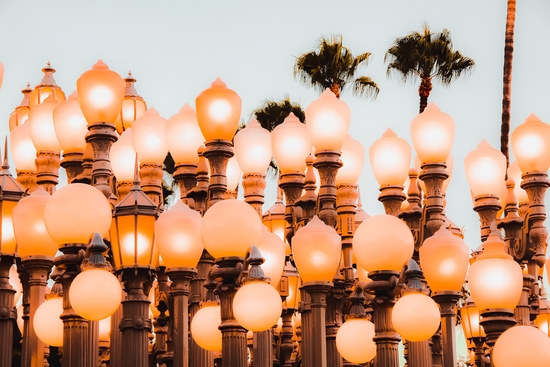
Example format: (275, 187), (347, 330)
(349, 76), (380, 100)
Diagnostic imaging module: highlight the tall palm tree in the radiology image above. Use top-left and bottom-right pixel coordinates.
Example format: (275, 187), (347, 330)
(294, 35), (379, 99)
(385, 24), (475, 113)
(501, 0), (516, 170)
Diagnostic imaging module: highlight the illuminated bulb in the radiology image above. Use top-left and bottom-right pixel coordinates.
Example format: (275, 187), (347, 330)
(233, 280), (282, 331)
(34, 297), (63, 347)
(69, 268), (122, 320)
(493, 325), (550, 367)
(392, 292), (440, 341)
(336, 318), (376, 364)
(190, 304), (222, 351)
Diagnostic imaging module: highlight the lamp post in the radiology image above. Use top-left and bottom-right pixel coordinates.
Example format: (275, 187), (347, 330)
(115, 71), (147, 134)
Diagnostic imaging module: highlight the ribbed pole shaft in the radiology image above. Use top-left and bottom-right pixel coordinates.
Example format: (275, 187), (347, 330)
(121, 268), (154, 367)
(325, 283), (343, 367)
(279, 309), (294, 367)
(302, 283), (330, 367)
(299, 289), (312, 367)
(87, 320), (99, 367)
(109, 287), (124, 367)
(168, 268), (196, 367)
(371, 298), (400, 367)
(0, 256), (15, 367)
(253, 330), (273, 367)
(433, 293), (460, 367)
(408, 340), (432, 367)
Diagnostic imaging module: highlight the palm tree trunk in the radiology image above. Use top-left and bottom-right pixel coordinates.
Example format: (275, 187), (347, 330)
(418, 78), (432, 113)
(330, 82), (341, 99)
(501, 0), (516, 171)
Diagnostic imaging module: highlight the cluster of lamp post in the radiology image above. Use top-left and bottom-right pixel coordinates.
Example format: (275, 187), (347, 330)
(0, 59), (550, 367)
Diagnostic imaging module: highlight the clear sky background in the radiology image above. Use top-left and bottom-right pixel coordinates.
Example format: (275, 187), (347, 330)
(1, 1), (549, 361)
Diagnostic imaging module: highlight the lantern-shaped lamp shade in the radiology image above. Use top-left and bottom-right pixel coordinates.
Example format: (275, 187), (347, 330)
(336, 134), (365, 185)
(166, 104), (205, 164)
(511, 114), (550, 173)
(0, 178), (24, 255)
(262, 199), (286, 245)
(226, 155), (242, 192)
(44, 184), (112, 245)
(271, 113), (312, 174)
(464, 140), (506, 198)
(468, 231), (522, 311)
(336, 318), (376, 364)
(370, 129), (411, 187)
(9, 266), (22, 306)
(196, 77), (241, 141)
(115, 73), (147, 134)
(507, 162), (528, 204)
(410, 103), (455, 164)
(305, 89), (350, 151)
(9, 84), (32, 131)
(392, 292), (441, 341)
(13, 187), (59, 258)
(155, 201), (203, 269)
(201, 199), (263, 259)
(258, 227), (286, 287)
(29, 63), (66, 109)
(233, 280), (282, 331)
(34, 296), (63, 347)
(460, 297), (485, 339)
(419, 226), (469, 292)
(190, 303), (222, 351)
(284, 263), (301, 310)
(99, 316), (111, 343)
(53, 91), (88, 152)
(10, 123), (37, 172)
(292, 216), (341, 283)
(111, 129), (136, 182)
(234, 119), (272, 174)
(69, 268), (122, 320)
(28, 95), (61, 152)
(493, 325), (550, 367)
(110, 185), (158, 269)
(535, 297), (550, 336)
(76, 60), (125, 125)
(353, 214), (414, 272)
(132, 108), (168, 163)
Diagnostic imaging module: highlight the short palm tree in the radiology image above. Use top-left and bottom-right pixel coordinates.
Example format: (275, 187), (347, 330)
(294, 35), (379, 99)
(385, 24), (475, 113)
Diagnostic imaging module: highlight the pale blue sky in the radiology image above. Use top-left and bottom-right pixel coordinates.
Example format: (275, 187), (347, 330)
(1, 0), (550, 362)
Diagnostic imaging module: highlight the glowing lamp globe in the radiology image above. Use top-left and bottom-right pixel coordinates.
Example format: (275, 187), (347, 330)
(34, 297), (63, 347)
(507, 162), (528, 203)
(190, 303), (222, 351)
(392, 292), (440, 341)
(110, 129), (136, 182)
(336, 318), (376, 364)
(419, 226), (469, 293)
(464, 140), (506, 198)
(9, 266), (22, 306)
(410, 103), (455, 164)
(535, 297), (550, 336)
(13, 187), (59, 258)
(196, 77), (241, 141)
(305, 89), (350, 151)
(155, 201), (203, 269)
(76, 60), (125, 124)
(336, 134), (365, 185)
(115, 72), (147, 134)
(233, 280), (282, 331)
(9, 84), (32, 131)
(493, 326), (550, 367)
(271, 113), (312, 173)
(257, 227), (286, 287)
(460, 297), (485, 339)
(44, 183), (112, 245)
(370, 129), (411, 187)
(132, 108), (168, 163)
(234, 119), (272, 174)
(53, 91), (88, 152)
(353, 214), (414, 272)
(99, 316), (111, 342)
(69, 268), (122, 320)
(29, 63), (66, 108)
(468, 231), (522, 311)
(166, 104), (205, 164)
(10, 123), (37, 172)
(292, 216), (341, 283)
(511, 114), (550, 173)
(148, 281), (160, 319)
(28, 94), (61, 152)
(201, 199), (263, 258)
(226, 155), (243, 192)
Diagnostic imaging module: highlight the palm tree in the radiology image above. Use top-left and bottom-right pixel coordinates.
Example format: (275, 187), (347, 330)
(501, 0), (516, 170)
(385, 24), (475, 113)
(294, 35), (379, 99)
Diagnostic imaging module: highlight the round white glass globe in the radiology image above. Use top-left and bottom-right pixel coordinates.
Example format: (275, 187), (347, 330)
(336, 318), (376, 364)
(233, 280), (282, 332)
(69, 268), (122, 320)
(190, 304), (222, 351)
(392, 292), (440, 341)
(34, 297), (64, 347)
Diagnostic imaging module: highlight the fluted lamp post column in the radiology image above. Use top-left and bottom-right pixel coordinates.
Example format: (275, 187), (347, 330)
(43, 183), (113, 367)
(201, 199), (264, 367)
(109, 166), (159, 367)
(353, 214), (414, 367)
(77, 59), (125, 201)
(292, 216), (342, 367)
(13, 187), (59, 367)
(195, 77), (241, 208)
(419, 226), (469, 367)
(167, 104), (205, 198)
(155, 201), (204, 367)
(132, 108), (169, 207)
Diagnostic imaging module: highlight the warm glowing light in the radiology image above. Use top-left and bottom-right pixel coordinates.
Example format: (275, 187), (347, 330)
(460, 298), (485, 339)
(166, 104), (205, 164)
(110, 129), (137, 182)
(410, 103), (455, 164)
(336, 134), (365, 185)
(271, 113), (312, 173)
(233, 280), (283, 331)
(507, 162), (528, 203)
(132, 107), (168, 163)
(370, 129), (410, 187)
(392, 292), (440, 341)
(28, 94), (61, 152)
(9, 266), (22, 306)
(258, 227), (286, 287)
(10, 122), (37, 171)
(70, 268), (122, 320)
(511, 114), (550, 173)
(99, 316), (111, 342)
(191, 304), (222, 351)
(226, 155), (242, 192)
(336, 318), (376, 364)
(493, 326), (550, 367)
(34, 297), (63, 347)
(464, 140), (506, 198)
(234, 119), (272, 174)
